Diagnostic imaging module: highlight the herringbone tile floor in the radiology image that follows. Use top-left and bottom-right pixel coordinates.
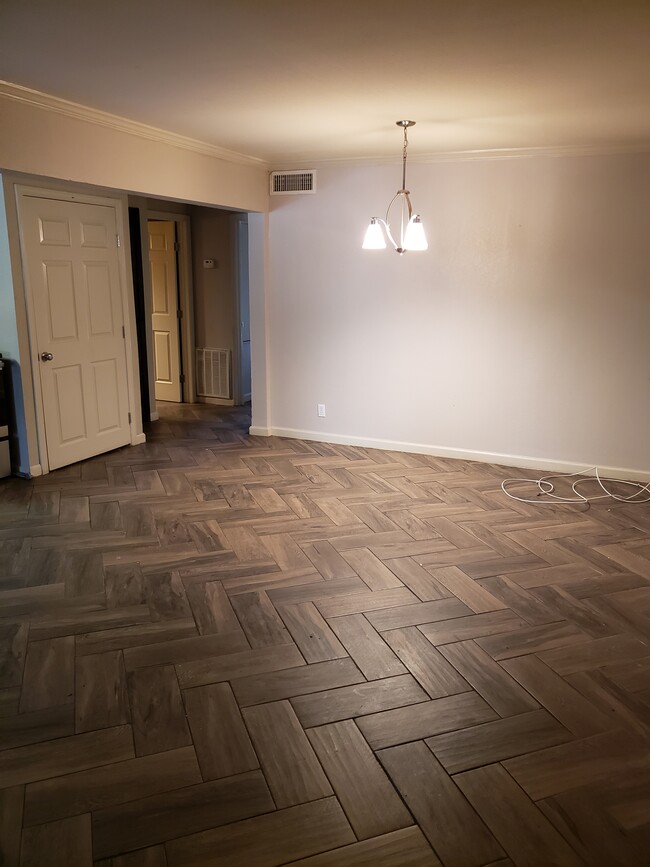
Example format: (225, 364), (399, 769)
(1, 402), (650, 866)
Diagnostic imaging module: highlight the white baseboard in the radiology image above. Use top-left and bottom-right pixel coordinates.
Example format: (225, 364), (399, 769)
(149, 411), (159, 421)
(132, 433), (147, 445)
(28, 463), (43, 478)
(255, 425), (650, 484)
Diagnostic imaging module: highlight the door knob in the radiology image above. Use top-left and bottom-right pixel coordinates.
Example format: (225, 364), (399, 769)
(40, 352), (54, 361)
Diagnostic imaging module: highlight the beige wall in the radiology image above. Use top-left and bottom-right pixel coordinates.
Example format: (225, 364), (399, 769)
(190, 207), (236, 355)
(0, 96), (268, 212)
(262, 153), (650, 478)
(0, 96), (268, 472)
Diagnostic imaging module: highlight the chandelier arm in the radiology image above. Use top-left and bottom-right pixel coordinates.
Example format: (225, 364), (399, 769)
(384, 190), (413, 251)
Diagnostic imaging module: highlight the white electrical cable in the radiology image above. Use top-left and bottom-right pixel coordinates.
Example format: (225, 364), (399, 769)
(501, 466), (650, 505)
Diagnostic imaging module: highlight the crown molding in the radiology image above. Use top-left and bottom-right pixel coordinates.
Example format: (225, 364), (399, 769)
(0, 80), (268, 169)
(271, 141), (650, 171)
(4, 81), (648, 172)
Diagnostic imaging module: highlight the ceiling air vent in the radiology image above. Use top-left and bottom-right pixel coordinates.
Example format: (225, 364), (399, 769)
(270, 170), (316, 195)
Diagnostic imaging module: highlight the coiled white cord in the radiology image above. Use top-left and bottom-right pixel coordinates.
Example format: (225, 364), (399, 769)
(501, 466), (650, 505)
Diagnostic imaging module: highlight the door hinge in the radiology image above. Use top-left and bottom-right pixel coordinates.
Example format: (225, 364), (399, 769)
(174, 241), (180, 252)
(179, 374), (186, 384)
(122, 325), (126, 338)
(116, 234), (121, 248)
(176, 309), (183, 319)
(128, 412), (132, 423)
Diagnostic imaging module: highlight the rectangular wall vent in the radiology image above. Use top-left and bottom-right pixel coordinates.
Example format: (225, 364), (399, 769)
(196, 348), (231, 399)
(270, 170), (317, 195)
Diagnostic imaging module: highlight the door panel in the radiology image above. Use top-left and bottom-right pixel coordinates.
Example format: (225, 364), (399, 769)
(148, 221), (181, 402)
(20, 196), (131, 470)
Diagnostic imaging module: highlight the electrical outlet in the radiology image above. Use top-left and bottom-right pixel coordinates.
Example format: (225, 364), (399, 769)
(317, 404), (326, 417)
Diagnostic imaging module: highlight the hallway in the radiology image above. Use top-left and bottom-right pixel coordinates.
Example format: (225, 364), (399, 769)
(1, 402), (649, 865)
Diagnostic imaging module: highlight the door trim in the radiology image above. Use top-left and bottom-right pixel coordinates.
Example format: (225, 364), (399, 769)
(15, 185), (143, 474)
(146, 211), (195, 404)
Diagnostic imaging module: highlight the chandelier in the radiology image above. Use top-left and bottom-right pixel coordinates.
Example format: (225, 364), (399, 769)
(362, 120), (428, 254)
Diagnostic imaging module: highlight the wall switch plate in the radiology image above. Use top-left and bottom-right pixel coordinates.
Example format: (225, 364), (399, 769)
(317, 404), (326, 417)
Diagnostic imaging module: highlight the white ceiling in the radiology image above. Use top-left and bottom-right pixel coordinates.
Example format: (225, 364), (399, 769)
(1, 0), (649, 164)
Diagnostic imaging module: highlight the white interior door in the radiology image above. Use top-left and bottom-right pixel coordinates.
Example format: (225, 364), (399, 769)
(148, 220), (182, 402)
(20, 196), (132, 471)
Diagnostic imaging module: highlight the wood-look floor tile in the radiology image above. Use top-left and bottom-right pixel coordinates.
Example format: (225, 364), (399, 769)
(1, 404), (648, 866)
(176, 644), (305, 689)
(183, 682), (258, 780)
(476, 621), (591, 660)
(429, 565), (507, 613)
(127, 665), (191, 756)
(300, 540), (358, 579)
(425, 709), (572, 773)
(19, 636), (74, 713)
(75, 650), (129, 732)
(284, 826), (439, 866)
(418, 610), (527, 646)
(184, 580), (240, 634)
(365, 597), (471, 631)
(357, 692), (498, 750)
(278, 602), (347, 662)
(503, 728), (646, 801)
(104, 563), (146, 608)
(0, 725), (134, 787)
(92, 770), (274, 859)
(243, 700), (332, 807)
(307, 720), (412, 839)
(0, 622), (28, 689)
(100, 845), (168, 867)
(20, 813), (92, 867)
(379, 741), (503, 867)
(65, 550), (104, 597)
(383, 627), (470, 699)
(0, 785), (23, 867)
(327, 613), (407, 680)
(164, 797), (355, 867)
(383, 557), (451, 601)
(0, 705), (74, 751)
(232, 657), (365, 707)
(59, 496), (90, 525)
(292, 674), (429, 728)
(340, 548), (404, 590)
(267, 576), (367, 607)
(455, 764), (583, 866)
(123, 630), (248, 670)
(76, 620), (198, 656)
(500, 654), (612, 737)
(230, 589), (293, 647)
(539, 634), (650, 676)
(478, 575), (560, 625)
(439, 640), (539, 716)
(145, 571), (192, 621)
(24, 746), (201, 825)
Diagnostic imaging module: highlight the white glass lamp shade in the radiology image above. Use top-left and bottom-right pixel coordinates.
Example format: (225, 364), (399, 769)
(362, 218), (387, 249)
(403, 215), (428, 251)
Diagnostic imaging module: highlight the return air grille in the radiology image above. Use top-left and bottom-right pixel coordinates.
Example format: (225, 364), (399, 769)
(196, 348), (231, 399)
(270, 170), (316, 195)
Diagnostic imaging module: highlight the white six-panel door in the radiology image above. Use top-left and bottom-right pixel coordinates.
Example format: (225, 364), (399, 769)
(20, 196), (131, 470)
(148, 220), (182, 402)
